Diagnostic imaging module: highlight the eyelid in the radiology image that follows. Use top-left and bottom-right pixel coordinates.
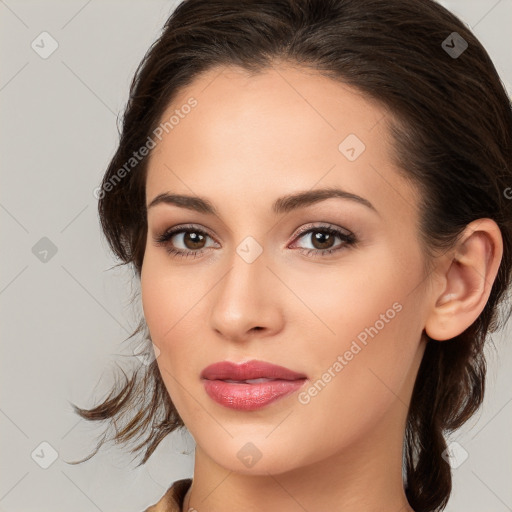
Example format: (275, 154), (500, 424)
(154, 221), (357, 264)
(288, 222), (356, 254)
(291, 221), (353, 240)
(153, 223), (219, 245)
(154, 221), (354, 244)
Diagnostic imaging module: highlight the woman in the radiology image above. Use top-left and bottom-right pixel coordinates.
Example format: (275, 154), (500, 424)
(69, 0), (512, 511)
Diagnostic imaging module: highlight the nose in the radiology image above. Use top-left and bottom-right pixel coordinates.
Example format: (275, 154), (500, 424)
(209, 246), (284, 344)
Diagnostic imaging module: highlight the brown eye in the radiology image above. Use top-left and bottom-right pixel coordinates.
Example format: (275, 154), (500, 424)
(291, 224), (356, 258)
(154, 223), (356, 260)
(154, 225), (217, 258)
(180, 230), (207, 250)
(309, 230), (337, 250)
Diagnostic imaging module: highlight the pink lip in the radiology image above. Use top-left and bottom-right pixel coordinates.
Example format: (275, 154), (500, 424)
(201, 360), (307, 381)
(201, 360), (308, 411)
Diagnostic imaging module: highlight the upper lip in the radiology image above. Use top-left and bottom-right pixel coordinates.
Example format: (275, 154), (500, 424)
(200, 360), (307, 381)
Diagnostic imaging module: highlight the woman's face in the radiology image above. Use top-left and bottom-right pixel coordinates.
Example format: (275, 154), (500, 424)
(141, 64), (431, 475)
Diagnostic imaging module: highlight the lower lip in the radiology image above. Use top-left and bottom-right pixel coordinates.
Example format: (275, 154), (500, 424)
(202, 379), (306, 410)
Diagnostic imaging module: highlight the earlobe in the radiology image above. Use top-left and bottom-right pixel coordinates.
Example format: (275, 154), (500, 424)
(424, 219), (503, 342)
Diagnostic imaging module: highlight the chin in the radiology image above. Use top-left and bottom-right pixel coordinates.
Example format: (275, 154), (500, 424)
(199, 435), (311, 476)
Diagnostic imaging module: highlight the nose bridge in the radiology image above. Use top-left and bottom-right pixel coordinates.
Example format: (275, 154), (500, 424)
(218, 215), (270, 288)
(209, 235), (279, 338)
(216, 236), (268, 308)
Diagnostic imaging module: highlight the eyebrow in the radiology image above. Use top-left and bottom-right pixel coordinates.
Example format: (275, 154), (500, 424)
(147, 187), (378, 216)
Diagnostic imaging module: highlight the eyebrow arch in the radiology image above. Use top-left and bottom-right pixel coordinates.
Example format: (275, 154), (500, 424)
(147, 187), (378, 216)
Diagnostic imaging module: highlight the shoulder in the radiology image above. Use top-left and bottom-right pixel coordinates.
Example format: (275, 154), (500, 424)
(142, 478), (193, 512)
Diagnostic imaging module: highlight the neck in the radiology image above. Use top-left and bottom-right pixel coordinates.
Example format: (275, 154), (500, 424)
(183, 396), (415, 512)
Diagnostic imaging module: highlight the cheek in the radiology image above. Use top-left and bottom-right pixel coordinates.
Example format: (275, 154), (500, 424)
(292, 300), (422, 462)
(295, 245), (424, 399)
(141, 260), (191, 415)
(140, 250), (196, 340)
(287, 246), (409, 344)
(140, 271), (171, 340)
(140, 251), (206, 395)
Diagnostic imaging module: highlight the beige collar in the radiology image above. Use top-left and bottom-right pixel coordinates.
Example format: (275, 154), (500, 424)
(144, 478), (192, 512)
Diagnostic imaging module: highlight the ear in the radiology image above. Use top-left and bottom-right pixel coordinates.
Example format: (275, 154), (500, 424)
(424, 218), (503, 341)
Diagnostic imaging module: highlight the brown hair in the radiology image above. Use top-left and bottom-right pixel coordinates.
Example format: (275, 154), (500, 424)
(68, 1), (512, 511)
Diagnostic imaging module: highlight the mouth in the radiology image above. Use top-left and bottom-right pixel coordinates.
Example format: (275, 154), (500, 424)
(222, 378), (276, 384)
(200, 359), (307, 381)
(200, 360), (307, 410)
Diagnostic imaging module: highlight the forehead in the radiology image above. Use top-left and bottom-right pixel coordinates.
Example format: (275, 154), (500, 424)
(154, 63), (390, 154)
(145, 64), (419, 223)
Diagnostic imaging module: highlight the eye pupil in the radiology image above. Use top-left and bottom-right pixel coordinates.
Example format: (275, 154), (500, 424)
(185, 231), (205, 249)
(312, 231), (334, 249)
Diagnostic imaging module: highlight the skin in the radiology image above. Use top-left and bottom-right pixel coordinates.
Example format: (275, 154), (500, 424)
(140, 62), (503, 512)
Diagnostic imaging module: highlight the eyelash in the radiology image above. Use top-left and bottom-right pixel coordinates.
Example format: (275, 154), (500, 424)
(154, 222), (357, 260)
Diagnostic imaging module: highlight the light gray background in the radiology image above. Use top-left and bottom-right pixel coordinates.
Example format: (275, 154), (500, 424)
(1, 1), (511, 511)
